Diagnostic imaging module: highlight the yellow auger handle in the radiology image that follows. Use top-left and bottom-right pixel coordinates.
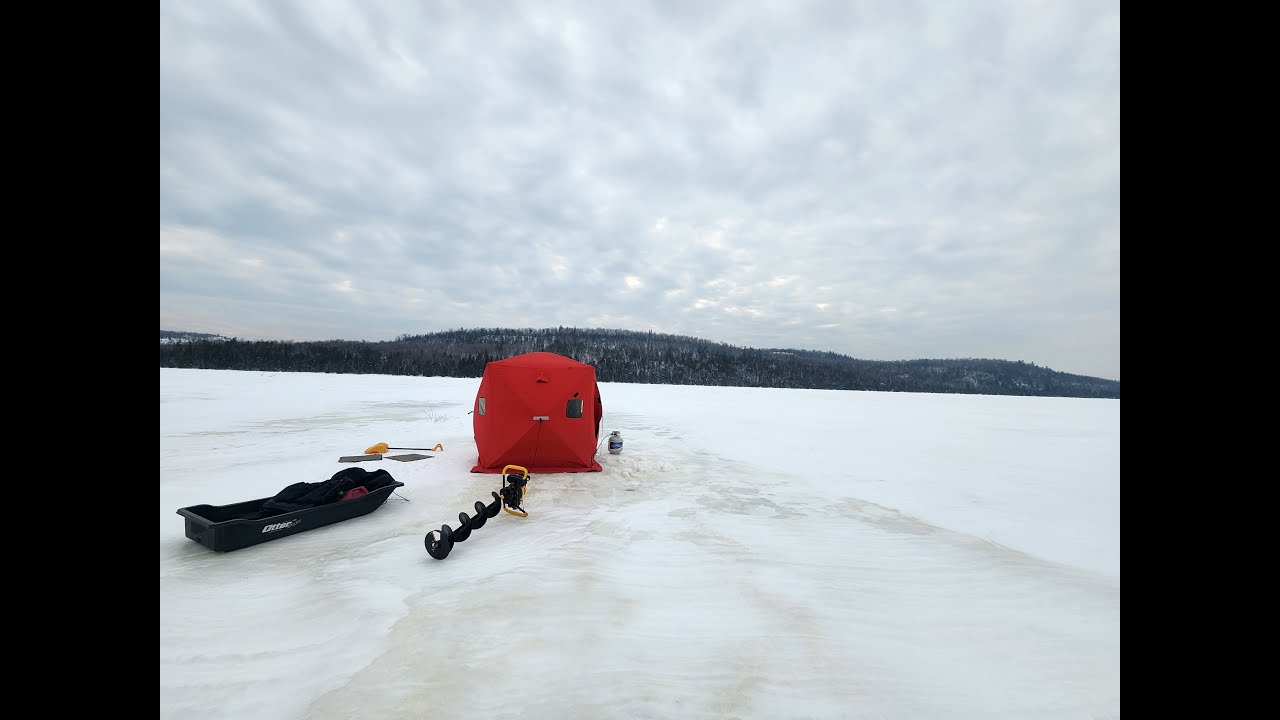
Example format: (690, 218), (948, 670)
(501, 465), (530, 517)
(431, 443), (444, 452)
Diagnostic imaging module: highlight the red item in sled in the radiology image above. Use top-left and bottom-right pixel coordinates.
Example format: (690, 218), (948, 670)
(340, 486), (369, 502)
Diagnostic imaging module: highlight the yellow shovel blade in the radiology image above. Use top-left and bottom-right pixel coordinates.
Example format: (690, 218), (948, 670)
(364, 442), (443, 454)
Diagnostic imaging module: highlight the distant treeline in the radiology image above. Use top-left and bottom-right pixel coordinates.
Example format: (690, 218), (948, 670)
(159, 327), (1119, 399)
(161, 330), (228, 344)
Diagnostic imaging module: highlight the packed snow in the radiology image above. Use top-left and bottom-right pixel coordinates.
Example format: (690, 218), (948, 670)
(160, 368), (1119, 719)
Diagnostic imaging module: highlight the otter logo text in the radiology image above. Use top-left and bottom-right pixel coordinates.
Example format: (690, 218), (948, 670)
(262, 520), (301, 533)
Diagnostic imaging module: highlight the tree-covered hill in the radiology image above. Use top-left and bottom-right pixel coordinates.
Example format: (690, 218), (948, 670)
(159, 327), (1119, 399)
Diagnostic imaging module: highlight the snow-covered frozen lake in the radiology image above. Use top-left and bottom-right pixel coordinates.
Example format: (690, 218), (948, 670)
(160, 368), (1120, 719)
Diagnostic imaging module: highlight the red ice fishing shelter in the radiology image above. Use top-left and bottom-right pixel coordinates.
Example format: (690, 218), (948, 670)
(471, 352), (604, 473)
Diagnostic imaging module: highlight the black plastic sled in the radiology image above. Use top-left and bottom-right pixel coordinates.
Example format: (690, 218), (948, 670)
(176, 472), (404, 552)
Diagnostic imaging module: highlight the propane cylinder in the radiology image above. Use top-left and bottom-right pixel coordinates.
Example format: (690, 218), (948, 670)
(607, 430), (623, 454)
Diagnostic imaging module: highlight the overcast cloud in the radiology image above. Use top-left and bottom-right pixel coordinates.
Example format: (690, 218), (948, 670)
(160, 0), (1120, 380)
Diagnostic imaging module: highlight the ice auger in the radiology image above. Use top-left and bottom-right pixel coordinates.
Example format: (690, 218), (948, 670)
(424, 465), (530, 560)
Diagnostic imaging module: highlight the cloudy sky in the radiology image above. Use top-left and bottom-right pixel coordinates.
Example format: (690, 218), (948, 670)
(159, 0), (1120, 381)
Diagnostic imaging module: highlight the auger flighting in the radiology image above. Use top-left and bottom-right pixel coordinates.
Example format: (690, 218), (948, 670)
(424, 465), (530, 560)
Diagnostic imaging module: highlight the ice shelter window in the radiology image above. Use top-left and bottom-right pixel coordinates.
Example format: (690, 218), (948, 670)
(478, 397), (486, 416)
(566, 399), (583, 418)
